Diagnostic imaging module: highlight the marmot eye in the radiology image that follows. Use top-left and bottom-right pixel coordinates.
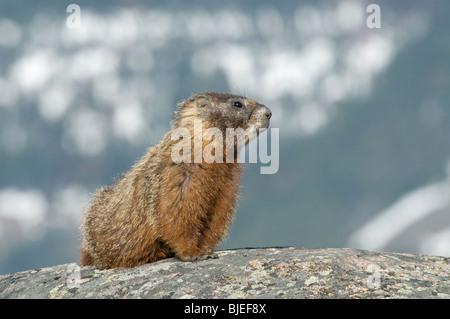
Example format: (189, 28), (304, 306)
(232, 101), (243, 108)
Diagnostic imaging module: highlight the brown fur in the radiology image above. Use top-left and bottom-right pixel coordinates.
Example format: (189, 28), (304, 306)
(80, 92), (271, 268)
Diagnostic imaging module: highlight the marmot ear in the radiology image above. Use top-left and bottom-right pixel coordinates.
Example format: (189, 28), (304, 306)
(195, 95), (210, 108)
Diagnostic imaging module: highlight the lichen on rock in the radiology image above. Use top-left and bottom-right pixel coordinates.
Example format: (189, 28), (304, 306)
(0, 247), (448, 299)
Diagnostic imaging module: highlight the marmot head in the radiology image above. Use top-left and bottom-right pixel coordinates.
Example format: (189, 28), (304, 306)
(174, 92), (271, 134)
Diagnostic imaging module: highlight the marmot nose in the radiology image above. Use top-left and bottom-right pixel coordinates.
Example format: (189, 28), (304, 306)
(265, 108), (272, 120)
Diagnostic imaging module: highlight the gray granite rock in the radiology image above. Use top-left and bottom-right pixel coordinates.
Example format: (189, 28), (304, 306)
(0, 247), (448, 299)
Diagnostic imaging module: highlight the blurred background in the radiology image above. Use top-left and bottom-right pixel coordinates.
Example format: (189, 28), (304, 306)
(1, 0), (449, 275)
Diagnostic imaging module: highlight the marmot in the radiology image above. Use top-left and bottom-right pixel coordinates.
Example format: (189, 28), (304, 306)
(80, 92), (271, 268)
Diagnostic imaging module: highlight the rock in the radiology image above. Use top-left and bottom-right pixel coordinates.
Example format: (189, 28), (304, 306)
(0, 247), (448, 299)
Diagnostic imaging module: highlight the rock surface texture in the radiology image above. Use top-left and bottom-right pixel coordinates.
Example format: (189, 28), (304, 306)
(0, 247), (448, 299)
